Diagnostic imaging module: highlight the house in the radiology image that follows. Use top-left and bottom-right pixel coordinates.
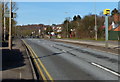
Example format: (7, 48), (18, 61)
(108, 14), (120, 40)
(114, 26), (120, 31)
(108, 14), (120, 31)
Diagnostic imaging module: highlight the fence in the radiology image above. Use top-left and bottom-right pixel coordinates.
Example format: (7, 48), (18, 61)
(108, 31), (120, 40)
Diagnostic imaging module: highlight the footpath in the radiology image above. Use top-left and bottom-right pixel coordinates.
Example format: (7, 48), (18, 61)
(53, 39), (120, 54)
(1, 39), (36, 82)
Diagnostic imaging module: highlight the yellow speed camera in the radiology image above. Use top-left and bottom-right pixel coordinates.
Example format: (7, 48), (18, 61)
(103, 9), (110, 15)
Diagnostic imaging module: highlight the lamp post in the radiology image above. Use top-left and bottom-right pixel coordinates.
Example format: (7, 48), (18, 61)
(0, 2), (2, 43)
(65, 12), (69, 38)
(67, 20), (68, 38)
(9, 0), (12, 50)
(4, 0), (6, 41)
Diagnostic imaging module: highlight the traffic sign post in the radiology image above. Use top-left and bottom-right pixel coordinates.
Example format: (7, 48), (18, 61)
(103, 9), (110, 48)
(105, 15), (108, 48)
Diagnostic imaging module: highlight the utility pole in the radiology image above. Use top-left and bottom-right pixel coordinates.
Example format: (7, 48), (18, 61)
(66, 17), (71, 38)
(9, 0), (12, 50)
(65, 12), (69, 38)
(0, 1), (2, 79)
(95, 14), (97, 40)
(67, 21), (68, 38)
(94, 1), (97, 40)
(0, 1), (2, 44)
(4, 0), (6, 41)
(49, 20), (51, 39)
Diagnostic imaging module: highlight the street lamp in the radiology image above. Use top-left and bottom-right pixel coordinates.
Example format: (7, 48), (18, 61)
(0, 2), (2, 41)
(4, 0), (6, 41)
(65, 12), (69, 38)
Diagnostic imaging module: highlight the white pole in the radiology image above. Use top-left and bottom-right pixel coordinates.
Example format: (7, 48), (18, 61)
(0, 2), (2, 42)
(94, 1), (97, 40)
(4, 0), (6, 41)
(65, 12), (69, 38)
(105, 15), (109, 48)
(9, 0), (12, 50)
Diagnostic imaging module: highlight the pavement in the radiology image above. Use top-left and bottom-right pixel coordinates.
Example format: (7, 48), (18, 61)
(52, 39), (120, 55)
(1, 39), (36, 82)
(24, 39), (120, 81)
(53, 39), (120, 49)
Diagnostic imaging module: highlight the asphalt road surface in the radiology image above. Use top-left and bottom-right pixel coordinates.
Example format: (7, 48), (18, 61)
(24, 38), (120, 81)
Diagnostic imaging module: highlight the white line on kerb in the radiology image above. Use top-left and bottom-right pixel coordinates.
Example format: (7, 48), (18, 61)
(91, 62), (120, 77)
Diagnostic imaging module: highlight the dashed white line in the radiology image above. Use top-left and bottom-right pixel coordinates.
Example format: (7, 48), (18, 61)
(62, 50), (66, 52)
(91, 62), (120, 77)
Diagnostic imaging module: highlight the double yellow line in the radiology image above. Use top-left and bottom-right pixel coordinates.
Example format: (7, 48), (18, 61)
(22, 40), (54, 82)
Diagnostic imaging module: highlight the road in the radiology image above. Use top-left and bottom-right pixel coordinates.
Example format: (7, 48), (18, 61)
(24, 38), (119, 81)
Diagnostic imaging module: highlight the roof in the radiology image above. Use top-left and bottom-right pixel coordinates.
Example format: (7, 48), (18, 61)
(114, 25), (120, 31)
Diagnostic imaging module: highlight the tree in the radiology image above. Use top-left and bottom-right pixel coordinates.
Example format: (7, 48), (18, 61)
(73, 15), (81, 21)
(111, 8), (119, 16)
(77, 15), (81, 21)
(77, 15), (95, 38)
(45, 26), (53, 35)
(73, 16), (77, 21)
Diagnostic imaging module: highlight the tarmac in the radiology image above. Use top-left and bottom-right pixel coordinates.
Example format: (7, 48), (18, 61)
(53, 39), (120, 55)
(0, 38), (119, 81)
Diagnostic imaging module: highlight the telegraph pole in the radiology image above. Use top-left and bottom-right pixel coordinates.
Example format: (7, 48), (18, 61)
(95, 14), (97, 40)
(65, 12), (69, 38)
(4, 0), (6, 41)
(0, 1), (2, 43)
(0, 1), (2, 80)
(9, 0), (12, 50)
(94, 1), (97, 40)
(67, 21), (68, 38)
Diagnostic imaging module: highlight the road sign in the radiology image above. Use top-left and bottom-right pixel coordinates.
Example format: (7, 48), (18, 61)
(103, 9), (110, 15)
(4, 11), (16, 18)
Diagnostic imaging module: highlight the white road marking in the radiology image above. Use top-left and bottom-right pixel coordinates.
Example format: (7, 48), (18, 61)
(62, 50), (66, 52)
(91, 62), (120, 77)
